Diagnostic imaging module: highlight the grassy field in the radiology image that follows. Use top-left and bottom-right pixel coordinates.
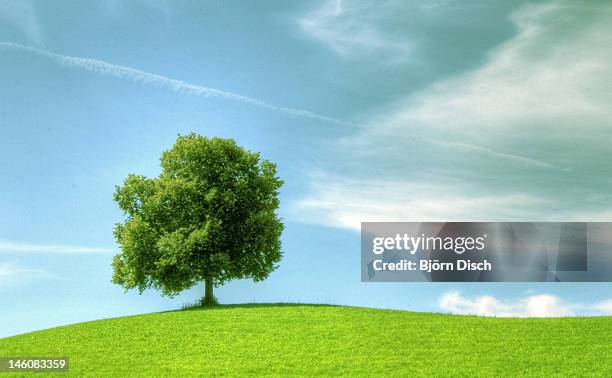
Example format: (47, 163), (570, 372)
(0, 304), (610, 376)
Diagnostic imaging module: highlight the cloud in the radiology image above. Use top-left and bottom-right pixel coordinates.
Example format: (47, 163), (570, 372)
(0, 0), (43, 45)
(294, 1), (612, 229)
(426, 139), (560, 171)
(0, 240), (113, 254)
(0, 42), (354, 127)
(439, 291), (612, 317)
(0, 261), (42, 276)
(593, 299), (612, 315)
(292, 177), (549, 230)
(298, 0), (411, 62)
(0, 261), (49, 287)
(399, 2), (611, 130)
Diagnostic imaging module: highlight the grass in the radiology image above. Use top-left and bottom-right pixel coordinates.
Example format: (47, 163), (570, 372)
(0, 304), (610, 376)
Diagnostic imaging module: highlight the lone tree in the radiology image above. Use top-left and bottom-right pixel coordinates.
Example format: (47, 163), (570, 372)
(112, 133), (283, 305)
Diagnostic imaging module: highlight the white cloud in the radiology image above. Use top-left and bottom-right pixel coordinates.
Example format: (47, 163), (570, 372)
(398, 2), (612, 131)
(438, 291), (612, 317)
(292, 177), (549, 230)
(0, 240), (113, 254)
(0, 0), (43, 45)
(0, 42), (353, 127)
(593, 299), (612, 315)
(0, 261), (40, 276)
(294, 1), (612, 229)
(299, 0), (411, 62)
(0, 261), (49, 287)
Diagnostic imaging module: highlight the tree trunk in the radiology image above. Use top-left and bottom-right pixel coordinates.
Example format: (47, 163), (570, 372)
(203, 277), (216, 306)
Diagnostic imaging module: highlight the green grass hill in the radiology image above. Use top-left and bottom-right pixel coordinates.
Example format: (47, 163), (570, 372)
(0, 304), (610, 376)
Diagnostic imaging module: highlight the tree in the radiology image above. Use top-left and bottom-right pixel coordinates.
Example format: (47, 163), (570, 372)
(112, 133), (283, 305)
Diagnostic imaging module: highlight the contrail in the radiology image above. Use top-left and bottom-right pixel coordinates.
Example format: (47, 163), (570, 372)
(1, 42), (558, 170)
(0, 240), (113, 254)
(429, 139), (560, 170)
(0, 42), (355, 127)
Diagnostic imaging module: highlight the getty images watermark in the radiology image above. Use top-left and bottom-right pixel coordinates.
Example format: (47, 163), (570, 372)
(372, 232), (491, 273)
(361, 222), (612, 282)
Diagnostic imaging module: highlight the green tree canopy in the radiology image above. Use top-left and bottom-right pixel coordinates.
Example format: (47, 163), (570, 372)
(112, 133), (283, 305)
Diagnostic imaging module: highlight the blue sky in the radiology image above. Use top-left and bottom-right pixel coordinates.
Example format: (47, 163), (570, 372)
(1, 0), (612, 337)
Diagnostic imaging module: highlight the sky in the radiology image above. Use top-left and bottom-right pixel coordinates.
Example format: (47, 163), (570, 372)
(1, 0), (612, 337)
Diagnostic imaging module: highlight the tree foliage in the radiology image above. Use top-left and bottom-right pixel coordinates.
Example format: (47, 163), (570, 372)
(112, 133), (283, 299)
